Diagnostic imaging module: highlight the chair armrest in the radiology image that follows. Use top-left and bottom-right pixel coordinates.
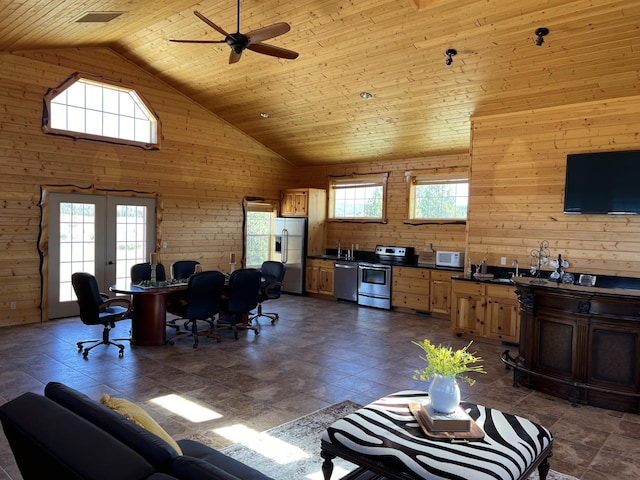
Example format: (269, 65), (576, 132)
(99, 297), (133, 319)
(262, 281), (283, 299)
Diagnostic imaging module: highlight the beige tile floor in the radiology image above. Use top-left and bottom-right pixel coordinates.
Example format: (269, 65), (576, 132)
(0, 294), (638, 479)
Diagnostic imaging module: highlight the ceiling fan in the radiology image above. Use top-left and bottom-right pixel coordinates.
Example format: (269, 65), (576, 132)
(170, 1), (299, 64)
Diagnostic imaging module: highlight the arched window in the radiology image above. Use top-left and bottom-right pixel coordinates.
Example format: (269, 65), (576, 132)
(43, 73), (160, 149)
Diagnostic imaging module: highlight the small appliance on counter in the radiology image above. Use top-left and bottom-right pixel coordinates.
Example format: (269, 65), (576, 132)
(436, 251), (465, 268)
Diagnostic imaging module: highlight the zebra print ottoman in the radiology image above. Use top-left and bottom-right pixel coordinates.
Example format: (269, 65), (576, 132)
(321, 390), (553, 480)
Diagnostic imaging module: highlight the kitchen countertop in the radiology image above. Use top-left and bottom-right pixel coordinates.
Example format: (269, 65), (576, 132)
(307, 254), (463, 272)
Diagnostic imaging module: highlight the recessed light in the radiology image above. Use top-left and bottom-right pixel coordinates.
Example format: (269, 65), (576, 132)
(259, 112), (270, 118)
(360, 92), (373, 100)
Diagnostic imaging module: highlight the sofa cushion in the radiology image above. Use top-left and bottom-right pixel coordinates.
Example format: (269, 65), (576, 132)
(170, 456), (243, 480)
(0, 392), (156, 480)
(44, 382), (178, 467)
(100, 394), (183, 455)
(177, 440), (273, 480)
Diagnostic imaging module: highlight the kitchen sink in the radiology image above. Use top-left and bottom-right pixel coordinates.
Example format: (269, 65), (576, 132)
(489, 278), (513, 284)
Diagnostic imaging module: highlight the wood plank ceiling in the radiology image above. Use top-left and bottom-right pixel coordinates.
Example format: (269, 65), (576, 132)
(1, 0), (639, 166)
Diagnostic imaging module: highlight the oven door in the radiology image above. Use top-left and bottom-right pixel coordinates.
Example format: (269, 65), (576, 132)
(357, 263), (391, 297)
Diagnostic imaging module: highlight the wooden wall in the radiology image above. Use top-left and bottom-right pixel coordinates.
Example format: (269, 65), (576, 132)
(468, 96), (640, 278)
(0, 48), (295, 326)
(294, 154), (470, 257)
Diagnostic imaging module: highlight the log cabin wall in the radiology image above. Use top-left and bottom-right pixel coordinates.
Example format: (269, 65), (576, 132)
(469, 96), (640, 278)
(0, 48), (296, 327)
(293, 154), (470, 255)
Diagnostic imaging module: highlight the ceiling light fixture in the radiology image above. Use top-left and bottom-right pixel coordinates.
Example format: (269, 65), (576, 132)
(360, 91), (373, 100)
(445, 49), (457, 66)
(259, 112), (270, 118)
(535, 27), (549, 46)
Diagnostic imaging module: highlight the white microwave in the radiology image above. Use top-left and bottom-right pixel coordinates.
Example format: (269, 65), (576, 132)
(436, 251), (465, 268)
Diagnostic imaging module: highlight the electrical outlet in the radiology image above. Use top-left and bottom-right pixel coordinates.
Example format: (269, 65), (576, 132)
(500, 257), (507, 265)
(9, 302), (16, 310)
(162, 241), (168, 249)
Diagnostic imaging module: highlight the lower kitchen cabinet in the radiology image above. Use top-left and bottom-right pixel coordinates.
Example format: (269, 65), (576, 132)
(392, 267), (430, 311)
(451, 280), (520, 344)
(306, 258), (334, 296)
(430, 270), (452, 315)
(392, 267), (453, 315)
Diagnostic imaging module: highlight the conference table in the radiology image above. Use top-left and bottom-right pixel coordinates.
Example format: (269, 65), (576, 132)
(110, 281), (188, 346)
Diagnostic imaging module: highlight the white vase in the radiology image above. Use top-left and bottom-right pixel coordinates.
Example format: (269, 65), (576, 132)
(428, 374), (461, 413)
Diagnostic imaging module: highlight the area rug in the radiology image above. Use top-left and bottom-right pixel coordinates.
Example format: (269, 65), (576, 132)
(220, 401), (578, 480)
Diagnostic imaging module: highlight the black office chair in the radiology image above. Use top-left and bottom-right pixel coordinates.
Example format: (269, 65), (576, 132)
(130, 262), (167, 283)
(218, 268), (262, 339)
(167, 271), (226, 348)
(71, 272), (133, 358)
(171, 260), (201, 280)
(250, 261), (286, 325)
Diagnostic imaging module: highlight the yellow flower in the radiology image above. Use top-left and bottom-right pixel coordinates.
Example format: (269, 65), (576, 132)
(412, 339), (486, 386)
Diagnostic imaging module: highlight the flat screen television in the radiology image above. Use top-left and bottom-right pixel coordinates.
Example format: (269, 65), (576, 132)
(563, 150), (640, 214)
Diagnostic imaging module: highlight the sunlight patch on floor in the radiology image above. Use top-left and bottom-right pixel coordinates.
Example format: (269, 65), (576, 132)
(151, 394), (222, 422)
(215, 424), (309, 464)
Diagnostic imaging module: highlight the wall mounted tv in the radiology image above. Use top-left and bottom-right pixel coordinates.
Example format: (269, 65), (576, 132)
(563, 150), (640, 214)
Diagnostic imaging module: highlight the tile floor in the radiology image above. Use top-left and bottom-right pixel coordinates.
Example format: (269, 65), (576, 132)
(0, 294), (638, 479)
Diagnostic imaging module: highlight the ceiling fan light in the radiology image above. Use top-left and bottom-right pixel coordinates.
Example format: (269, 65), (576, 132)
(360, 92), (373, 100)
(259, 112), (270, 118)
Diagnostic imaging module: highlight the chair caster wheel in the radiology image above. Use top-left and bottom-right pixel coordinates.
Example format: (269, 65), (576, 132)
(82, 350), (89, 359)
(118, 349), (124, 358)
(192, 344), (198, 349)
(217, 339), (222, 343)
(169, 341), (175, 346)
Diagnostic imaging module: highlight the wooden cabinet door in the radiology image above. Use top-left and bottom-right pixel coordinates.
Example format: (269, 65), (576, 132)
(453, 293), (485, 335)
(486, 297), (520, 342)
(281, 192), (295, 216)
(430, 271), (452, 315)
(318, 261), (334, 296)
(292, 191), (308, 216)
(305, 259), (319, 293)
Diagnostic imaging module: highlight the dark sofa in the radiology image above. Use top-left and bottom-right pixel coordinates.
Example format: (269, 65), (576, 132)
(0, 382), (273, 480)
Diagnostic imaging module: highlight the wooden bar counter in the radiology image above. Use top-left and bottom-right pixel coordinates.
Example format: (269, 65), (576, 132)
(509, 277), (640, 413)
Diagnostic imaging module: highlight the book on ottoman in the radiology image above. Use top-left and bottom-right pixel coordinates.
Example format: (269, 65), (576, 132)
(411, 399), (471, 432)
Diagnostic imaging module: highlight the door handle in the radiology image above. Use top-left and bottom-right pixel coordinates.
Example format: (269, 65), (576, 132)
(107, 261), (114, 265)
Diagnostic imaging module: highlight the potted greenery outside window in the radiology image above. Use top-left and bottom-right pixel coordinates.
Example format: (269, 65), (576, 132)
(412, 339), (486, 413)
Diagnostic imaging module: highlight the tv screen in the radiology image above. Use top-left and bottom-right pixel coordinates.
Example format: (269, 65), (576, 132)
(563, 150), (640, 214)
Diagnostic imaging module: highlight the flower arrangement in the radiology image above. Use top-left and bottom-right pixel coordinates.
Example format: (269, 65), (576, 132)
(412, 339), (486, 386)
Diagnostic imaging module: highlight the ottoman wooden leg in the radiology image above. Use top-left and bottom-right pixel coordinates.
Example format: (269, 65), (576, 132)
(320, 448), (335, 480)
(538, 452), (552, 480)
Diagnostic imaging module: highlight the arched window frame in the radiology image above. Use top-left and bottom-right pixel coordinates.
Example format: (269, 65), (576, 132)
(42, 72), (161, 150)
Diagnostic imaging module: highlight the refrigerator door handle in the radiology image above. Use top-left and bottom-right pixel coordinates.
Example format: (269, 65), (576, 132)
(281, 229), (289, 264)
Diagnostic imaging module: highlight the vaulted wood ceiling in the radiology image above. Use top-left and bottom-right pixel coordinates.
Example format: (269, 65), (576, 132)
(1, 0), (639, 166)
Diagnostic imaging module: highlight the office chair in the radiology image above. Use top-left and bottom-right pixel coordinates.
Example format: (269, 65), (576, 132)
(167, 270), (226, 348)
(71, 272), (133, 358)
(170, 260), (201, 280)
(250, 261), (286, 325)
(218, 268), (262, 339)
(130, 262), (167, 283)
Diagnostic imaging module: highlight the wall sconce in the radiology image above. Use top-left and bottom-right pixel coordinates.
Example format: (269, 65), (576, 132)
(535, 27), (549, 46)
(445, 49), (457, 66)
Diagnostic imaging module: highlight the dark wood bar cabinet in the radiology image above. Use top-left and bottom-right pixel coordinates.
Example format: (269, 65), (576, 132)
(505, 278), (640, 413)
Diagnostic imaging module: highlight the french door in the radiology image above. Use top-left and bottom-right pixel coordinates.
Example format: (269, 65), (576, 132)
(48, 193), (157, 319)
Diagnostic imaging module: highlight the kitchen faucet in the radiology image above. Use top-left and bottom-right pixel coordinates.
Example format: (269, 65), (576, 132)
(336, 240), (342, 258)
(510, 259), (519, 278)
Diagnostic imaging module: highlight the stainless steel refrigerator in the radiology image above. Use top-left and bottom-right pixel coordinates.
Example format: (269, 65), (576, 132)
(271, 217), (307, 294)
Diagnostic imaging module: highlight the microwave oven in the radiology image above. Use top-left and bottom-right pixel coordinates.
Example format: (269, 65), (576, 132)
(436, 251), (465, 268)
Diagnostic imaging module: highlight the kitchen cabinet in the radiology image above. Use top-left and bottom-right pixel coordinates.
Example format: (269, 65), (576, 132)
(280, 188), (327, 256)
(430, 270), (452, 315)
(391, 267), (453, 315)
(451, 280), (520, 344)
(392, 267), (430, 311)
(306, 258), (334, 296)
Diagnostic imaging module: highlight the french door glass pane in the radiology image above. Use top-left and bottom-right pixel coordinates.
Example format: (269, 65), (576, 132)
(115, 204), (149, 286)
(59, 202), (96, 302)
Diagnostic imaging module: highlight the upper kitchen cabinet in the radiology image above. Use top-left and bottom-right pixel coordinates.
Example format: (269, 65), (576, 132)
(281, 188), (327, 256)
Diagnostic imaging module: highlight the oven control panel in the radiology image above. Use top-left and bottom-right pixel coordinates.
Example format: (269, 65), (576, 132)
(375, 245), (411, 258)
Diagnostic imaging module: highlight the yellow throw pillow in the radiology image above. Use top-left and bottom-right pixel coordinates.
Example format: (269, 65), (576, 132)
(100, 394), (183, 455)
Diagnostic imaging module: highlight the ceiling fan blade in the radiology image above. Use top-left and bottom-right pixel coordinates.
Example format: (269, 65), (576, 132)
(246, 22), (291, 44)
(169, 39), (227, 44)
(229, 50), (243, 64)
(194, 10), (229, 38)
(248, 42), (299, 60)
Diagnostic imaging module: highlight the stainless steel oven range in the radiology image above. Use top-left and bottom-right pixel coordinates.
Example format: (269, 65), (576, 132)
(357, 245), (415, 310)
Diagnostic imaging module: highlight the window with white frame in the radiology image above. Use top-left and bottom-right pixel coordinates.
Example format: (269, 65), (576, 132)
(43, 73), (159, 149)
(328, 173), (388, 221)
(406, 169), (469, 222)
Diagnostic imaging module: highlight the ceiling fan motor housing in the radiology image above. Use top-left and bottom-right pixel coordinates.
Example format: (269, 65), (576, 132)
(226, 33), (248, 53)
